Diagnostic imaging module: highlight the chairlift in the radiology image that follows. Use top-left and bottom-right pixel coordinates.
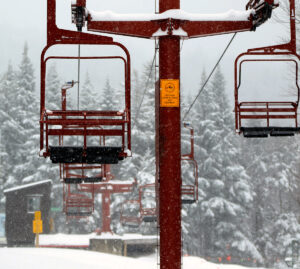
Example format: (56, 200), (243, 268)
(63, 183), (94, 219)
(181, 122), (199, 204)
(235, 0), (300, 137)
(61, 163), (104, 184)
(120, 200), (141, 228)
(40, 1), (131, 163)
(58, 83), (113, 183)
(40, 56), (131, 164)
(139, 183), (157, 223)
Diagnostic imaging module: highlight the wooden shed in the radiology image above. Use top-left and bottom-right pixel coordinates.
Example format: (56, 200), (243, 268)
(4, 180), (52, 246)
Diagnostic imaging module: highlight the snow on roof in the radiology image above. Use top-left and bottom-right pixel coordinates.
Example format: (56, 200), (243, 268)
(90, 9), (253, 22)
(4, 180), (52, 194)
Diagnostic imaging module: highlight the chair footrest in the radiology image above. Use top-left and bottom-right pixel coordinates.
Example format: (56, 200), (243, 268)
(241, 127), (300, 138)
(49, 146), (123, 164)
(64, 177), (103, 184)
(181, 199), (196, 204)
(122, 223), (140, 228)
(66, 212), (93, 216)
(142, 216), (157, 223)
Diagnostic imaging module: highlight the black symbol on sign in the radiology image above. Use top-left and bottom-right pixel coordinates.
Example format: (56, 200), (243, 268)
(165, 83), (175, 93)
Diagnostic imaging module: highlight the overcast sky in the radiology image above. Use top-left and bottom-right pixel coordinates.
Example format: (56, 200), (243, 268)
(0, 0), (293, 111)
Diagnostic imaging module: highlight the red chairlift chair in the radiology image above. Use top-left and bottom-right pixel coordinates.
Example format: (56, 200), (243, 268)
(76, 167), (136, 194)
(40, 0), (131, 164)
(63, 182), (94, 219)
(59, 83), (106, 183)
(120, 199), (142, 228)
(181, 122), (199, 204)
(139, 183), (157, 223)
(41, 55), (131, 164)
(61, 163), (105, 184)
(63, 162), (137, 231)
(235, 0), (300, 137)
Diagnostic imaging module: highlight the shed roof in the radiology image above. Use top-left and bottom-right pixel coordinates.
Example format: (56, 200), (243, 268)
(3, 180), (52, 194)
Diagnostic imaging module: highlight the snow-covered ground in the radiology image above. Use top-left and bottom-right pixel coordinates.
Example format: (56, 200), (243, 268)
(39, 233), (96, 247)
(38, 233), (157, 247)
(0, 247), (264, 269)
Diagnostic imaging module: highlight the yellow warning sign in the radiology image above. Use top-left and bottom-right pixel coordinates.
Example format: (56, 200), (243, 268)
(160, 79), (180, 107)
(33, 220), (43, 234)
(34, 211), (41, 220)
(33, 211), (43, 234)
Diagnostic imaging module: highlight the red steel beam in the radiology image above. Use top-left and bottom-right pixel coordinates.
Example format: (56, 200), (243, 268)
(101, 192), (112, 233)
(44, 119), (126, 125)
(47, 0), (112, 44)
(88, 21), (159, 39)
(48, 129), (123, 136)
(240, 115), (296, 119)
(158, 1), (181, 269)
(45, 111), (126, 116)
(79, 183), (135, 193)
(183, 20), (252, 38)
(87, 20), (252, 39)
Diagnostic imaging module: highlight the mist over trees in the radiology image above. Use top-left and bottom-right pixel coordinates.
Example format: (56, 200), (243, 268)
(1, 43), (300, 267)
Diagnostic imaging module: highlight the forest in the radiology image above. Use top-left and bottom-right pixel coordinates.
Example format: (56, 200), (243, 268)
(1, 37), (300, 268)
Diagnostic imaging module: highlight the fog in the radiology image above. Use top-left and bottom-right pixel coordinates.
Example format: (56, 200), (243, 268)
(0, 0), (290, 106)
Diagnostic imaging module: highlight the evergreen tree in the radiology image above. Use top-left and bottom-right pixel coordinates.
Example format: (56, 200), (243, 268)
(183, 67), (257, 262)
(132, 69), (142, 117)
(46, 64), (61, 110)
(15, 42), (36, 125)
(80, 71), (98, 110)
(13, 43), (38, 182)
(100, 78), (116, 111)
(112, 62), (156, 234)
(0, 63), (22, 199)
(240, 135), (300, 266)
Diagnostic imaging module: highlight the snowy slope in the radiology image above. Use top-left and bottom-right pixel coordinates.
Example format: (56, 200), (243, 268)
(0, 248), (265, 269)
(39, 233), (157, 246)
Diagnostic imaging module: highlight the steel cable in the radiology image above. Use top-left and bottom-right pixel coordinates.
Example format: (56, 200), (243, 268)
(132, 49), (158, 129)
(182, 32), (237, 122)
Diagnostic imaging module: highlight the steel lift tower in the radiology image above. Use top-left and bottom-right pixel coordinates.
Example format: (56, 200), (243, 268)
(43, 0), (278, 268)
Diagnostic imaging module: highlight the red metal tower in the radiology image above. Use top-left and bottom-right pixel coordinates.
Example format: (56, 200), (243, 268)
(77, 166), (137, 234)
(43, 0), (278, 268)
(62, 162), (137, 233)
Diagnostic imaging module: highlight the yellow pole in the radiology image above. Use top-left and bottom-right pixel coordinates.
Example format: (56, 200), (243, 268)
(36, 233), (39, 248)
(124, 242), (127, 256)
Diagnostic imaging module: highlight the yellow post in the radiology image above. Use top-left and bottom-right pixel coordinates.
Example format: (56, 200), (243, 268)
(124, 242), (127, 257)
(36, 233), (39, 248)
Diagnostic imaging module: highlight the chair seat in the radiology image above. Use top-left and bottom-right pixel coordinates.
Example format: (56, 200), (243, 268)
(49, 146), (123, 164)
(241, 127), (300, 138)
(142, 216), (157, 223)
(181, 199), (196, 205)
(122, 223), (140, 228)
(66, 211), (93, 216)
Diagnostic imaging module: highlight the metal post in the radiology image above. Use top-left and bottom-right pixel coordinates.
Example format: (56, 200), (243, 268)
(36, 233), (40, 248)
(290, 0), (296, 53)
(158, 1), (181, 268)
(101, 192), (112, 233)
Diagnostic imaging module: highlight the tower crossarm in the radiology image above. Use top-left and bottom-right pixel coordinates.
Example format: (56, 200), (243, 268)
(72, 0), (279, 39)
